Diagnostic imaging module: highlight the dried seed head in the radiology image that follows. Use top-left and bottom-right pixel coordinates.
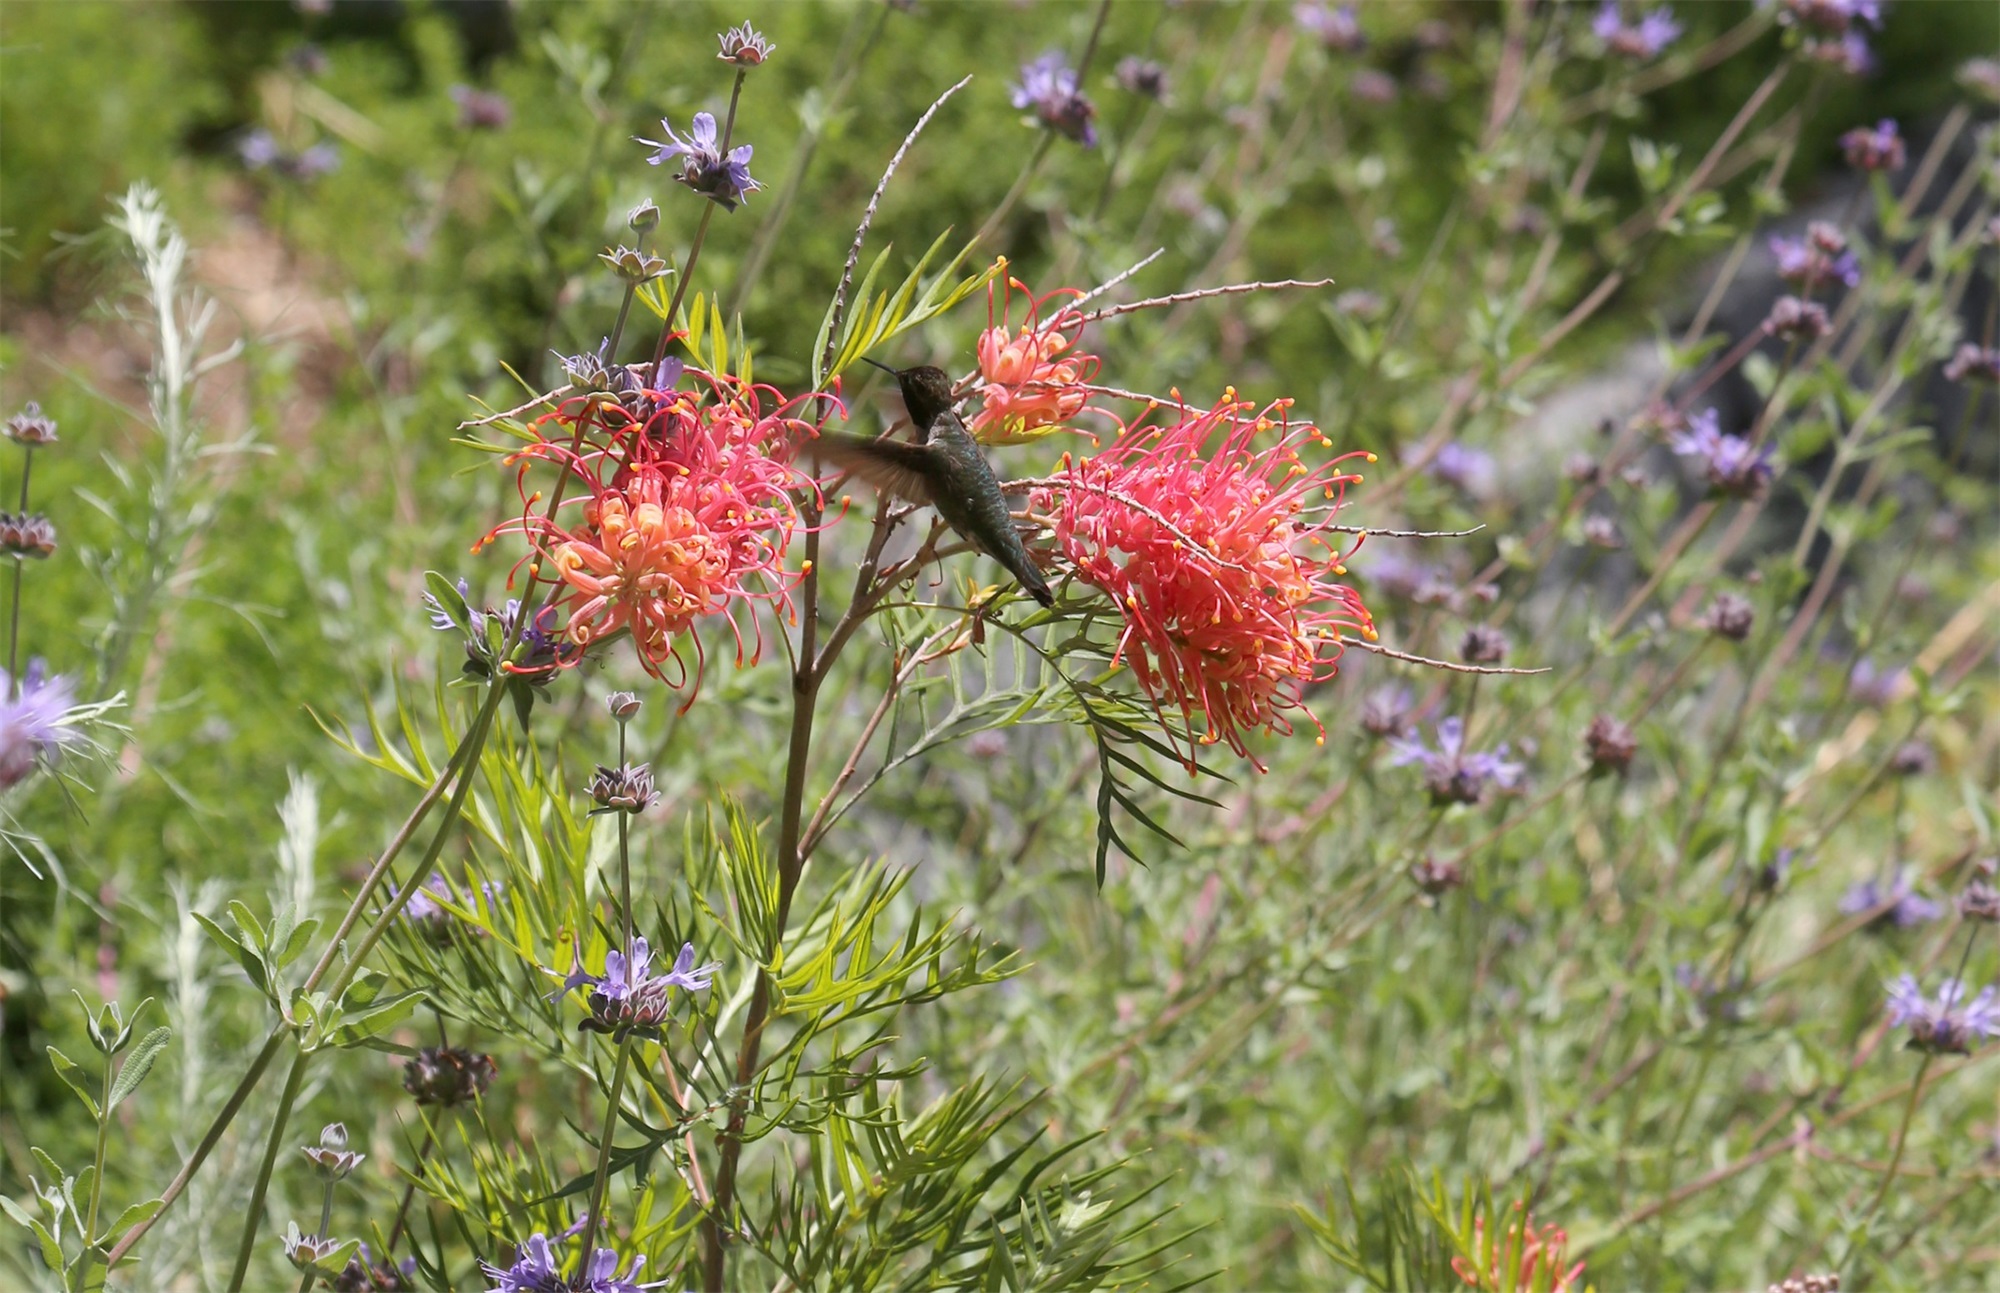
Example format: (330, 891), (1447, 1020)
(1584, 714), (1637, 776)
(1703, 593), (1755, 641)
(0, 512), (56, 559)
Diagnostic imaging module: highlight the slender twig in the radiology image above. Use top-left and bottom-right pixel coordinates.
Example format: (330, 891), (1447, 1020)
(1075, 277), (1338, 325)
(7, 446), (33, 696)
(576, 1034), (637, 1267)
(1344, 639), (1548, 676)
(1843, 1055), (1935, 1275)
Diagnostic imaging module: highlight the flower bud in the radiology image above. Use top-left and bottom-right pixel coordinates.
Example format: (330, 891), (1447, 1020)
(599, 245), (669, 284)
(606, 691), (642, 722)
(301, 1122), (365, 1180)
(628, 199), (660, 233)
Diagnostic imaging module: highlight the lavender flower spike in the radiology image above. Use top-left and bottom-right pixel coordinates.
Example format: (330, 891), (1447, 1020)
(554, 936), (720, 1036)
(637, 112), (761, 211)
(481, 1231), (664, 1293)
(1388, 716), (1524, 806)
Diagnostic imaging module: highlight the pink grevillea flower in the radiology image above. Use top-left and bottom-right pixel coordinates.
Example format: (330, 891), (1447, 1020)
(1451, 1208), (1586, 1293)
(483, 366), (820, 694)
(1037, 391), (1376, 769)
(967, 270), (1103, 446)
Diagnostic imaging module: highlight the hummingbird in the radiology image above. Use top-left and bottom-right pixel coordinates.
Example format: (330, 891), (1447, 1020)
(805, 359), (1055, 608)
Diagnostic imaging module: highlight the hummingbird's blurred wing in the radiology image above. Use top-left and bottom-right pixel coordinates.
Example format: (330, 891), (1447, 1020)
(806, 432), (938, 506)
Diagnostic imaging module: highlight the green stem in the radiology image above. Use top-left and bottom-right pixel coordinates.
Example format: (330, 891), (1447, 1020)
(226, 1046), (310, 1292)
(83, 1049), (111, 1244)
(1844, 1054), (1933, 1276)
(650, 69), (747, 370)
(7, 446), (32, 697)
(576, 1033), (637, 1267)
(297, 1176), (335, 1293)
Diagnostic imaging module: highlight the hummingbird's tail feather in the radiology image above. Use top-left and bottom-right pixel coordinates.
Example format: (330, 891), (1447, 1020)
(994, 543), (1056, 608)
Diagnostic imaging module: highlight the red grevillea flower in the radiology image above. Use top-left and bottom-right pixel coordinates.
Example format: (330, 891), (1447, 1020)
(1039, 390), (1377, 768)
(1451, 1209), (1585, 1293)
(483, 366), (818, 693)
(966, 268), (1102, 445)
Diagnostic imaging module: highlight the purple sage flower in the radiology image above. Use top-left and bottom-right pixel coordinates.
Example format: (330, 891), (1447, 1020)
(1840, 868), (1940, 929)
(1358, 684), (1414, 739)
(482, 1232), (661, 1292)
(1776, 0), (1882, 36)
(1886, 976), (2000, 1054)
(1388, 716), (1525, 805)
(1669, 408), (1774, 498)
(1011, 52), (1099, 147)
(1593, 3), (1682, 59)
(332, 1243), (417, 1291)
(554, 936), (719, 1036)
(0, 661), (83, 789)
(638, 112), (760, 211)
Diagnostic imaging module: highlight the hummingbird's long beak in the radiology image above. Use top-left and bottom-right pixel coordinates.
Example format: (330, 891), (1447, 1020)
(861, 357), (898, 377)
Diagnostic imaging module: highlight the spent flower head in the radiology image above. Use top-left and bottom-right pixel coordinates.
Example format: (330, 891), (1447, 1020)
(716, 20), (774, 67)
(1038, 392), (1376, 767)
(0, 512), (57, 559)
(4, 401), (57, 446)
(588, 762), (660, 815)
(1584, 714), (1638, 777)
(1770, 224), (1860, 289)
(1702, 592), (1756, 641)
(1357, 684), (1413, 739)
(1114, 56), (1167, 100)
(403, 1046), (498, 1107)
(638, 112), (761, 210)
(332, 1243), (417, 1291)
(1010, 52), (1098, 147)
(302, 1122), (364, 1180)
(1885, 976), (2000, 1054)
(1959, 880), (2000, 924)
(1765, 295), (1831, 341)
(1458, 625), (1508, 665)
(1943, 344), (2000, 384)
(1840, 118), (1904, 171)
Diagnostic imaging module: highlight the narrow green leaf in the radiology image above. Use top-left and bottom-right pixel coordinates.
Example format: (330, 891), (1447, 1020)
(107, 1027), (172, 1111)
(45, 1048), (100, 1120)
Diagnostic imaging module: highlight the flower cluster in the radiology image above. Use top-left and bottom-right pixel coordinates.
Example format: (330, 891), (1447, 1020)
(1777, 0), (1881, 73)
(1670, 408), (1775, 498)
(450, 85), (512, 131)
(1943, 343), (2000, 384)
(485, 364), (817, 692)
(238, 129), (339, 180)
(553, 936), (718, 1037)
(639, 112), (760, 210)
(1885, 976), (2000, 1055)
(1592, 3), (1682, 60)
(1011, 52), (1098, 147)
(1038, 392), (1376, 766)
(333, 1244), (417, 1291)
(1389, 717), (1525, 805)
(482, 1232), (661, 1293)
(968, 273), (1103, 445)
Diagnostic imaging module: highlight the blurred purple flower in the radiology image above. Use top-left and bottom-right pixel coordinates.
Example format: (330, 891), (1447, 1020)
(0, 661), (82, 789)
(1115, 56), (1167, 100)
(1593, 3), (1682, 59)
(450, 85), (512, 131)
(1806, 29), (1875, 75)
(238, 129), (282, 170)
(1840, 118), (1904, 171)
(1670, 408), (1773, 498)
(1848, 656), (1905, 706)
(1429, 442), (1496, 498)
(1770, 225), (1860, 289)
(1360, 550), (1441, 601)
(1294, 2), (1366, 51)
(1349, 68), (1399, 104)
(1840, 868), (1940, 928)
(1943, 344), (2000, 384)
(1011, 52), (1098, 147)
(1389, 717), (1524, 805)
(638, 113), (760, 210)
(1886, 976), (2000, 1054)
(1764, 295), (1831, 341)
